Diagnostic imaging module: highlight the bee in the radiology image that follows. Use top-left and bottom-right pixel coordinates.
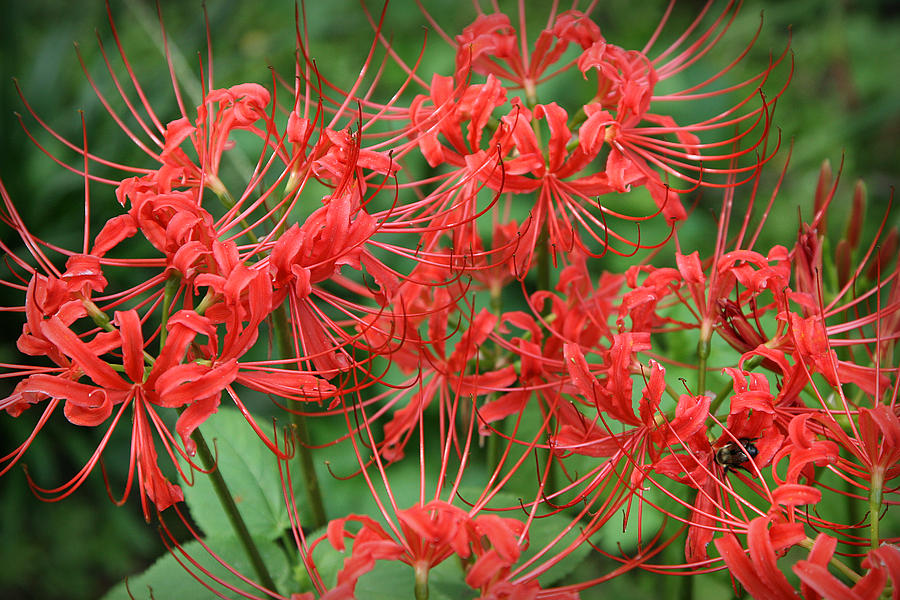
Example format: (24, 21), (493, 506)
(715, 438), (759, 473)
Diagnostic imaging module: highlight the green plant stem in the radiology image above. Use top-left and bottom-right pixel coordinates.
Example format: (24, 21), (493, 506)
(536, 232), (551, 298)
(486, 409), (503, 471)
(188, 419), (278, 593)
(292, 405), (328, 529)
(485, 282), (505, 471)
(211, 181), (262, 246)
(799, 537), (862, 583)
(678, 568), (693, 600)
(490, 281), (503, 324)
(159, 274), (181, 348)
(273, 302), (328, 530)
(870, 466), (884, 550)
(414, 563), (429, 600)
(534, 232), (557, 492)
(697, 322), (711, 398)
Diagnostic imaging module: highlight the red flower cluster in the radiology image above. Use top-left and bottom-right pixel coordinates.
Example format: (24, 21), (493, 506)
(1, 2), (896, 599)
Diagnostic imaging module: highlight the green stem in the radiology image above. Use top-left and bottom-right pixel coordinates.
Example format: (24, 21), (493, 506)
(534, 232), (557, 492)
(677, 567), (693, 600)
(159, 273), (181, 349)
(799, 537), (862, 583)
(486, 281), (505, 472)
(697, 322), (711, 398)
(188, 419), (278, 593)
(273, 302), (328, 530)
(869, 466), (884, 550)
(414, 563), (429, 600)
(486, 410), (503, 471)
(83, 297), (160, 368)
(211, 180), (261, 246)
(292, 406), (328, 529)
(490, 281), (503, 323)
(536, 232), (551, 300)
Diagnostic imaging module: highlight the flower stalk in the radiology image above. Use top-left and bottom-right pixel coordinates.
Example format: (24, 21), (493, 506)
(186, 416), (279, 594)
(273, 302), (328, 531)
(870, 466), (885, 550)
(414, 562), (429, 600)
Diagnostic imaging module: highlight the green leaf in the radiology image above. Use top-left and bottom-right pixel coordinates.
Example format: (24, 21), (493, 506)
(294, 526), (475, 599)
(182, 408), (290, 541)
(355, 559), (415, 599)
(354, 557), (474, 600)
(429, 559), (477, 600)
(100, 535), (290, 600)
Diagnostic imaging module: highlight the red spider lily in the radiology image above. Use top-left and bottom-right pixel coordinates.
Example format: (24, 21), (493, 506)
(472, 251), (627, 447)
(536, 159), (897, 572)
(778, 318), (900, 555)
(274, 362), (657, 600)
(0, 251), (334, 517)
(714, 514), (812, 600)
(229, 255), (659, 597)
(325, 258), (522, 463)
(0, 0), (411, 521)
(13, 0), (413, 291)
(810, 402), (900, 535)
(782, 170), (900, 559)
(3, 303), (222, 517)
(267, 191), (401, 374)
(556, 339), (784, 564)
(321, 501), (535, 599)
(767, 162), (896, 396)
(432, 1), (785, 191)
(717, 517), (900, 600)
(616, 151), (896, 408)
(4, 1), (895, 598)
(795, 538), (900, 600)
(390, 1), (788, 274)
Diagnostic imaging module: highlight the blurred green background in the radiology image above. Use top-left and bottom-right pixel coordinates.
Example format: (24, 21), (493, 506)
(1, 1), (897, 598)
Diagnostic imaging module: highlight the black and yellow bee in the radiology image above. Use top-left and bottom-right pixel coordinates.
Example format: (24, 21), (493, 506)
(715, 438), (759, 474)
